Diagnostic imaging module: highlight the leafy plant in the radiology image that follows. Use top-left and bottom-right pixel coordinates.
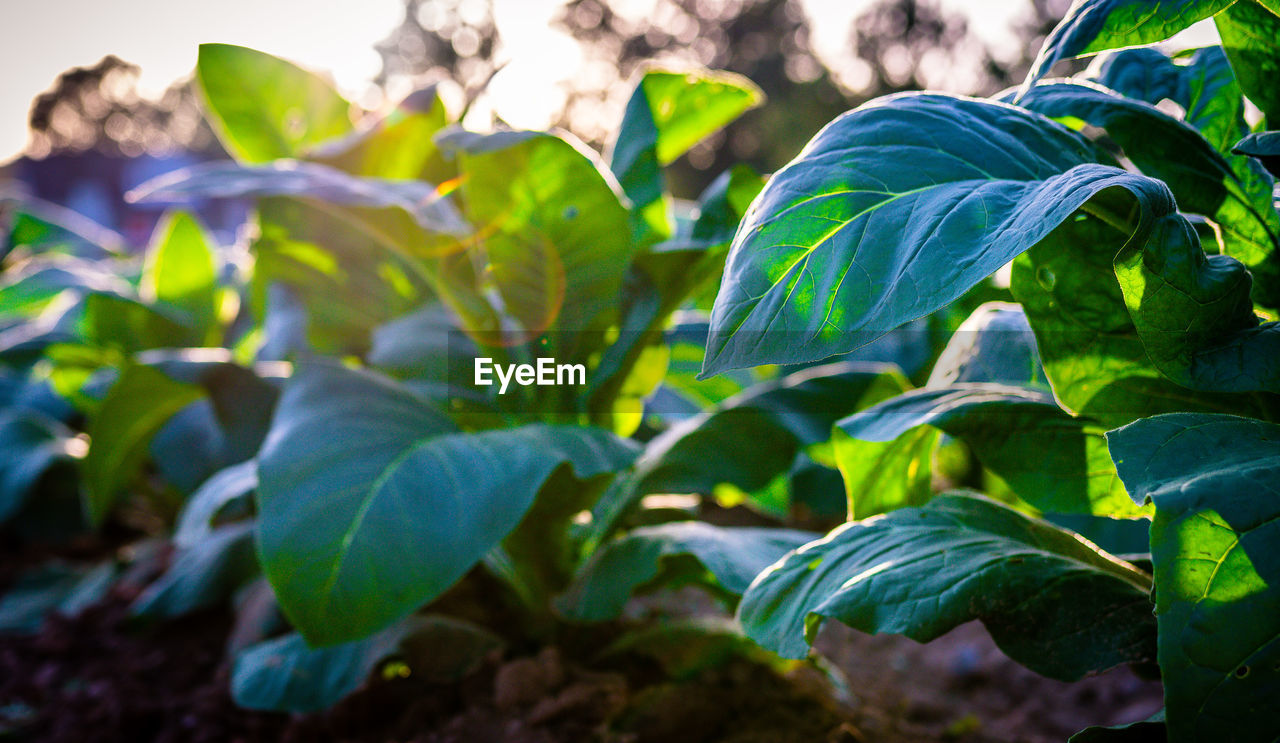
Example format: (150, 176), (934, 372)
(699, 1), (1280, 739)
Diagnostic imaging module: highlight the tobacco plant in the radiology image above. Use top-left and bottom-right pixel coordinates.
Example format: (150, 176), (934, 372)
(698, 0), (1280, 739)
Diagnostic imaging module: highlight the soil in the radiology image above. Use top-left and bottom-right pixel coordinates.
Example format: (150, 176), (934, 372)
(0, 575), (1163, 743)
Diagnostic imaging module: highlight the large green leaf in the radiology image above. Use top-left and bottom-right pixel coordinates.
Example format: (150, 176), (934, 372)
(1216, 1), (1280, 125)
(140, 211), (220, 343)
(1022, 0), (1235, 89)
(610, 69), (763, 245)
(700, 93), (1162, 376)
(256, 362), (637, 645)
(558, 522), (814, 621)
(82, 364), (205, 525)
(1091, 46), (1248, 155)
(439, 130), (633, 357)
(836, 384), (1141, 517)
(1108, 413), (1280, 742)
(0, 411), (80, 525)
(1013, 80), (1280, 307)
(737, 493), (1155, 680)
(196, 44), (353, 163)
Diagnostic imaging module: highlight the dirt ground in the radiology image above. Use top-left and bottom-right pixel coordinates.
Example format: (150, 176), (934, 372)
(0, 571), (1162, 743)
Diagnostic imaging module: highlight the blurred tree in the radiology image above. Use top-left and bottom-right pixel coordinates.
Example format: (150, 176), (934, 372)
(26, 55), (221, 159)
(373, 0), (502, 99)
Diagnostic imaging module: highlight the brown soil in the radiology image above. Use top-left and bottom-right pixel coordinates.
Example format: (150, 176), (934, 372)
(0, 577), (1162, 743)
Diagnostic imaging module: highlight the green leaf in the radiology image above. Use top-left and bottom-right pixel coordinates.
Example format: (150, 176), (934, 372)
(232, 615), (499, 712)
(610, 69), (763, 244)
(558, 522), (814, 621)
(1233, 131), (1280, 176)
(131, 522), (259, 620)
(1022, 0), (1235, 90)
(82, 291), (200, 353)
(837, 384), (1141, 517)
(173, 459), (258, 549)
(141, 211), (220, 343)
(1091, 46), (1248, 155)
(1216, 1), (1280, 125)
(832, 425), (938, 519)
(256, 362), (637, 645)
(440, 130), (633, 357)
(82, 364), (205, 525)
(737, 493), (1155, 679)
(196, 43), (353, 163)
(1013, 80), (1280, 307)
(0, 411), (80, 525)
(700, 93), (1163, 376)
(589, 362), (906, 546)
(128, 160), (467, 236)
(1108, 413), (1280, 742)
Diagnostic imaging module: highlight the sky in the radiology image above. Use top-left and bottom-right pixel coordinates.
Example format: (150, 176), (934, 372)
(0, 0), (1212, 163)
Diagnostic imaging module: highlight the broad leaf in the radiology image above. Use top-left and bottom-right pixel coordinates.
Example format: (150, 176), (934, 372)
(1013, 80), (1280, 306)
(836, 384), (1140, 517)
(196, 44), (354, 163)
(700, 93), (1164, 376)
(737, 493), (1155, 680)
(82, 364), (205, 525)
(128, 160), (467, 236)
(1022, 0), (1235, 90)
(256, 362), (637, 644)
(1108, 413), (1280, 742)
(558, 522), (814, 621)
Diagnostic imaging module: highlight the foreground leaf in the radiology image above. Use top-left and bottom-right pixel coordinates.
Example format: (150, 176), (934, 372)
(256, 362), (637, 645)
(1108, 413), (1280, 742)
(700, 93), (1156, 375)
(737, 493), (1155, 680)
(558, 522), (814, 621)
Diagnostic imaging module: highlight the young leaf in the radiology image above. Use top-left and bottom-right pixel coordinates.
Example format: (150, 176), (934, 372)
(256, 362), (637, 645)
(1108, 413), (1280, 742)
(141, 211), (220, 343)
(196, 44), (354, 163)
(737, 493), (1155, 680)
(82, 364), (205, 525)
(700, 93), (1164, 376)
(836, 384), (1140, 517)
(610, 69), (763, 245)
(1022, 0), (1235, 91)
(557, 522), (814, 621)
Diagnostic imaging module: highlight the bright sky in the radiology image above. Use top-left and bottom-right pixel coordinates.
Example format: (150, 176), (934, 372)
(0, 0), (1211, 163)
